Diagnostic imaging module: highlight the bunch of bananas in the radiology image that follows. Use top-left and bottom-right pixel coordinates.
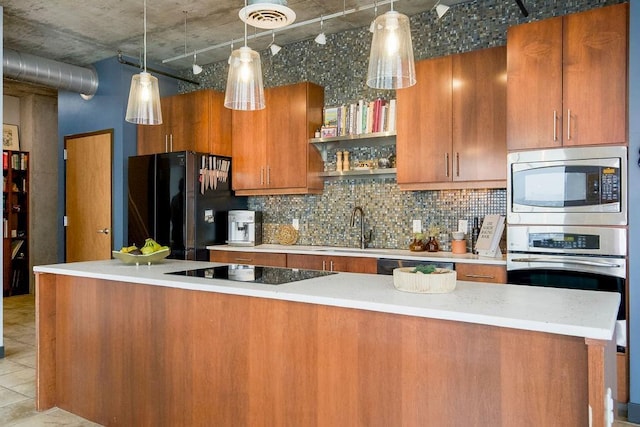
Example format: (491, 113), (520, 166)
(120, 238), (168, 255)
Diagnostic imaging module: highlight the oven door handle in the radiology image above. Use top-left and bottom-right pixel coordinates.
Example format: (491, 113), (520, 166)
(510, 257), (623, 268)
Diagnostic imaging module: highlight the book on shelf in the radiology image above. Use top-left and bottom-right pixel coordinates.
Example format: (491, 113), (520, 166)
(321, 98), (397, 137)
(11, 239), (24, 259)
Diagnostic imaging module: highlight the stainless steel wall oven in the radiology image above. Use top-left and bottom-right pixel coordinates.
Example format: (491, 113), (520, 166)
(507, 225), (627, 349)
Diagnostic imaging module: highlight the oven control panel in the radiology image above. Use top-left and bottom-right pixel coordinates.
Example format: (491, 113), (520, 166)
(529, 233), (599, 250)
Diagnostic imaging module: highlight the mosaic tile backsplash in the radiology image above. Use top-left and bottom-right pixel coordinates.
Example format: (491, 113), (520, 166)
(180, 0), (625, 250)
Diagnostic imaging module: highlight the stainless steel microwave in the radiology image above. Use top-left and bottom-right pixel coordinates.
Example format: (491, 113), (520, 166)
(507, 146), (627, 226)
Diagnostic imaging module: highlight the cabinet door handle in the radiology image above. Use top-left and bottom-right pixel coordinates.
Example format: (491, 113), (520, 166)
(444, 153), (449, 177)
(456, 152), (460, 177)
(330, 260), (334, 272)
(234, 257), (253, 263)
(464, 274), (494, 279)
(165, 135), (168, 152)
(553, 110), (558, 141)
(170, 134), (173, 151)
(567, 109), (571, 141)
(97, 228), (110, 234)
(267, 166), (271, 186)
(260, 167), (264, 186)
(322, 260), (326, 271)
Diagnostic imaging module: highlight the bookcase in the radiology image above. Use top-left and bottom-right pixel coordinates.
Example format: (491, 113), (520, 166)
(3, 151), (29, 296)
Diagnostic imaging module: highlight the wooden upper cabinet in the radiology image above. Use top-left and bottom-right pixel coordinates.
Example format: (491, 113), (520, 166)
(231, 107), (268, 190)
(507, 3), (628, 150)
(397, 56), (452, 185)
(231, 82), (324, 195)
(397, 46), (506, 190)
(452, 46), (507, 182)
(137, 90), (231, 156)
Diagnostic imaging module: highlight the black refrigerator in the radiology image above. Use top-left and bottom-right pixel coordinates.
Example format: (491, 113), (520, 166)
(127, 151), (247, 260)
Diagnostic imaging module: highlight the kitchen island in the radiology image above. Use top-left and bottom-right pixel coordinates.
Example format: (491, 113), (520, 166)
(34, 259), (619, 426)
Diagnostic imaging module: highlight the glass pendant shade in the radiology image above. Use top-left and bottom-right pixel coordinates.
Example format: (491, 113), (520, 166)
(224, 46), (266, 110)
(366, 10), (416, 89)
(125, 71), (163, 124)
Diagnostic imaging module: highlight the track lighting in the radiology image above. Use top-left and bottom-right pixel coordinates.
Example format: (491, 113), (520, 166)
(125, 0), (162, 125)
(435, 2), (450, 19)
(267, 32), (282, 55)
(314, 15), (326, 45)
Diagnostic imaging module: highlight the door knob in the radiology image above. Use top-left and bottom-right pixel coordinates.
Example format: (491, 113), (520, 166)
(97, 228), (110, 234)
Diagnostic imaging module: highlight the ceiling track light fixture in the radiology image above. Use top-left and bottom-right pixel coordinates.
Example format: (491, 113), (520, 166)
(267, 31), (282, 55)
(314, 15), (326, 45)
(183, 11), (203, 75)
(366, 0), (416, 89)
(163, 0), (403, 65)
(434, 1), (450, 19)
(224, 0), (266, 111)
(125, 0), (163, 125)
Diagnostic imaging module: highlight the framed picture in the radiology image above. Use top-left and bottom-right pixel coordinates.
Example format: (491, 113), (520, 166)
(3, 124), (20, 151)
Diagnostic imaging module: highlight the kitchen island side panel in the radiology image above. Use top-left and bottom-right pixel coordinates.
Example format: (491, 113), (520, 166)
(36, 273), (598, 426)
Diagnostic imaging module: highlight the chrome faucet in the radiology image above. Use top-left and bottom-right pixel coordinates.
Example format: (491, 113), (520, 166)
(350, 206), (372, 249)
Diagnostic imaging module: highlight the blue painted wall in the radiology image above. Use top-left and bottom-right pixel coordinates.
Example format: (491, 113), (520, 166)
(57, 57), (178, 262)
(627, 0), (640, 421)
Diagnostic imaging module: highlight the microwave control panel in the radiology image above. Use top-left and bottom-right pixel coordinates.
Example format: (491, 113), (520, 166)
(529, 233), (599, 250)
(600, 167), (620, 203)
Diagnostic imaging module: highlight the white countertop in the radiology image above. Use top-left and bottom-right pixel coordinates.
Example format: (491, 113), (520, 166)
(33, 259), (618, 341)
(207, 243), (506, 265)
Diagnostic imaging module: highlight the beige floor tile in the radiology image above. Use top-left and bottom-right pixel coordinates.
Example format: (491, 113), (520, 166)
(0, 386), (31, 408)
(0, 367), (35, 389)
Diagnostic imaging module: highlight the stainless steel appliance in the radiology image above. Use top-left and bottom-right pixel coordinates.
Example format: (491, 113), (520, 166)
(507, 225), (626, 348)
(228, 210), (262, 246)
(127, 151), (248, 261)
(507, 146), (627, 226)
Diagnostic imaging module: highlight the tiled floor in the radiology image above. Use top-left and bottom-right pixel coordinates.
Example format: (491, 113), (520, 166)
(1, 293), (640, 426)
(1, 294), (100, 426)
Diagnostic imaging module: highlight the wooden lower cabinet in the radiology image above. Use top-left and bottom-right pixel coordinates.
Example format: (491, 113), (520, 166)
(287, 253), (377, 274)
(209, 250), (287, 267)
(455, 263), (507, 284)
(36, 273), (607, 426)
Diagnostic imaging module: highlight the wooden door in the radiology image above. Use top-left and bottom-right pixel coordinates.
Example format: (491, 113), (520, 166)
(563, 3), (628, 146)
(506, 17), (563, 150)
(231, 108), (268, 191)
(266, 83), (308, 189)
(329, 256), (377, 273)
(452, 46), (507, 182)
(286, 253), (325, 271)
(397, 56), (452, 186)
(65, 130), (113, 262)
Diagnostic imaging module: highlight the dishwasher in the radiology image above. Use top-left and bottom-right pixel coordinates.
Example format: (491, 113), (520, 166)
(376, 258), (454, 275)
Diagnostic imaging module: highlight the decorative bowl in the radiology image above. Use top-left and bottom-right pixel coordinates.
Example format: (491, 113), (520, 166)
(112, 248), (170, 265)
(393, 267), (456, 293)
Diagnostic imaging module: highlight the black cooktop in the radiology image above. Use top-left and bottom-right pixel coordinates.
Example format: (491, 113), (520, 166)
(167, 265), (335, 285)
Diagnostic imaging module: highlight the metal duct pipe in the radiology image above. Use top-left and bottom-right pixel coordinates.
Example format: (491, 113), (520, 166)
(3, 48), (99, 97)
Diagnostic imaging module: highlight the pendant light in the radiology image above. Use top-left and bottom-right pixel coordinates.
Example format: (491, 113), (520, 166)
(366, 0), (416, 90)
(125, 0), (163, 125)
(224, 0), (266, 110)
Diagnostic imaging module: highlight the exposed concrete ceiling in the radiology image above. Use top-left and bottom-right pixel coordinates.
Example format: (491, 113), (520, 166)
(1, 0), (471, 71)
